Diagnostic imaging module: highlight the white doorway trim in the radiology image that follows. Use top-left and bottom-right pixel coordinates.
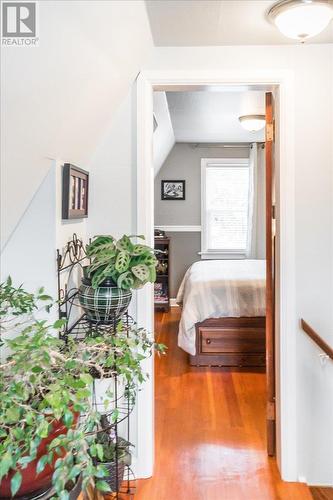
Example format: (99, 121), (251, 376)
(136, 70), (297, 481)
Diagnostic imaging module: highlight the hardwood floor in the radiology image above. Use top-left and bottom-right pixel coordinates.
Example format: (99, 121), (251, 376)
(310, 487), (333, 500)
(135, 308), (311, 500)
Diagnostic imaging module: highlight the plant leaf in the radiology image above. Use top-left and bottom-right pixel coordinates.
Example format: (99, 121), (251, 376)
(11, 471), (22, 497)
(131, 244), (152, 256)
(5, 406), (20, 423)
(53, 319), (66, 329)
(63, 410), (74, 428)
(38, 294), (53, 301)
(115, 251), (130, 273)
(36, 455), (48, 474)
(96, 443), (104, 462)
(131, 264), (150, 283)
(86, 236), (115, 256)
(91, 266), (107, 289)
(117, 272), (134, 290)
(68, 465), (81, 480)
(80, 372), (93, 385)
(95, 480), (111, 493)
(0, 452), (13, 481)
(116, 235), (134, 253)
(149, 265), (156, 283)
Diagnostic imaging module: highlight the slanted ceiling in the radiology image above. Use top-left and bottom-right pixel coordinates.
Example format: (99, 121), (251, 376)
(153, 92), (175, 175)
(153, 89), (265, 175)
(166, 90), (265, 143)
(1, 0), (153, 248)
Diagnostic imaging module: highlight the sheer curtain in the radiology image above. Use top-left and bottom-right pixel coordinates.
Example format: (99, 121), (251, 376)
(246, 143), (258, 258)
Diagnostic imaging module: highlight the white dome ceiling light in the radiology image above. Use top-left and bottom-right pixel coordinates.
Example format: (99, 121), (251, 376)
(268, 0), (333, 41)
(239, 115), (266, 132)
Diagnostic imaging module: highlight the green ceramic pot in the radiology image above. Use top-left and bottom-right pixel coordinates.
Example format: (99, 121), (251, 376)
(78, 276), (132, 324)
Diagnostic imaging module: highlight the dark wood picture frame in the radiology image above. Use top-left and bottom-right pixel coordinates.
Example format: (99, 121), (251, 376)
(161, 180), (185, 200)
(62, 163), (89, 219)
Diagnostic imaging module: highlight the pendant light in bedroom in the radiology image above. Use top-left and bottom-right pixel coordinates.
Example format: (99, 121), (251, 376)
(238, 115), (266, 132)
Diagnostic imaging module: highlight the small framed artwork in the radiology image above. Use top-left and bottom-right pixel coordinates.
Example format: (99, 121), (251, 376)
(62, 163), (89, 219)
(161, 180), (185, 200)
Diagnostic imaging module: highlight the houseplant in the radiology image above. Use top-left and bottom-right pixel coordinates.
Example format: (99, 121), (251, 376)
(0, 313), (106, 498)
(0, 279), (165, 499)
(79, 234), (157, 323)
(0, 280), (112, 498)
(90, 415), (132, 493)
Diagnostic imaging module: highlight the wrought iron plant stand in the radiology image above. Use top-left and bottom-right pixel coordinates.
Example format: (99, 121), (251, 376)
(56, 234), (136, 499)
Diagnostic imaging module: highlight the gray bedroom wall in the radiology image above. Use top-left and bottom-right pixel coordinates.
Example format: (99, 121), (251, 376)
(154, 143), (265, 297)
(165, 232), (201, 298)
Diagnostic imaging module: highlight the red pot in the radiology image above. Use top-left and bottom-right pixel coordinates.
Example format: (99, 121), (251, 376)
(0, 415), (78, 498)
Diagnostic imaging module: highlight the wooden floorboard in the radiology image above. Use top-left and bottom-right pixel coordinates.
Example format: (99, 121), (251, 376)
(310, 487), (333, 500)
(135, 308), (312, 500)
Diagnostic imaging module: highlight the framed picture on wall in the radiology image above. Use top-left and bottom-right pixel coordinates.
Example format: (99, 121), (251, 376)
(62, 163), (89, 219)
(161, 180), (185, 200)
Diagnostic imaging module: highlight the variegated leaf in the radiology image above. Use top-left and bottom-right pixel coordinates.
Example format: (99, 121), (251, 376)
(115, 251), (130, 273)
(131, 264), (150, 282)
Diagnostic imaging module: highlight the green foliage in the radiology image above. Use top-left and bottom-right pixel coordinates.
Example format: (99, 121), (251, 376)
(0, 280), (166, 499)
(0, 277), (53, 338)
(92, 425), (132, 464)
(86, 234), (157, 290)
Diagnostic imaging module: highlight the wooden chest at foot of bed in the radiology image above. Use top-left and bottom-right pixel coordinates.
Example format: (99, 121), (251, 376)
(189, 317), (266, 367)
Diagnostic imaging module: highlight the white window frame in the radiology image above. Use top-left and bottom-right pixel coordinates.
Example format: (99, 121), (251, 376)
(201, 157), (251, 259)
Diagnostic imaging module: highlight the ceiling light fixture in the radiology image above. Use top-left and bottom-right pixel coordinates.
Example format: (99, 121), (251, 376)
(268, 0), (333, 41)
(239, 115), (266, 132)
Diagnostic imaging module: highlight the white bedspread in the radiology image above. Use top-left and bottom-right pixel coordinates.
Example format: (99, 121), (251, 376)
(176, 260), (266, 355)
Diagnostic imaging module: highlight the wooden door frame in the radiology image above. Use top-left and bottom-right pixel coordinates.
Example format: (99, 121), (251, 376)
(265, 91), (275, 456)
(136, 70), (297, 482)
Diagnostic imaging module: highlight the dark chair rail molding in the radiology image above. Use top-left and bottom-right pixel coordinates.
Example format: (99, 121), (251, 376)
(301, 319), (333, 361)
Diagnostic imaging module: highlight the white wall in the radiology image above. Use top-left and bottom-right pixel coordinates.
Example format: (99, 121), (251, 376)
(0, 159), (88, 300)
(0, 0), (153, 337)
(141, 44), (333, 485)
(88, 91), (136, 239)
(0, 164), (57, 297)
(1, 0), (153, 249)
(293, 46), (333, 485)
(87, 86), (141, 473)
(153, 92), (175, 175)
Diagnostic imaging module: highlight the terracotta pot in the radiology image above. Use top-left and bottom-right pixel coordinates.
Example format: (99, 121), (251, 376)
(0, 415), (78, 498)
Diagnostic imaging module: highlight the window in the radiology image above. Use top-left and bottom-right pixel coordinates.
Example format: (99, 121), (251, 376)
(201, 158), (253, 258)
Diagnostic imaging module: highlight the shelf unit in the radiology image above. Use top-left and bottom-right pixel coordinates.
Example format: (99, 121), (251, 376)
(56, 234), (136, 499)
(154, 236), (170, 312)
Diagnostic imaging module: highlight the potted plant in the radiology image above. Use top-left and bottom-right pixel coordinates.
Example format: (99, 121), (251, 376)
(79, 234), (157, 323)
(90, 415), (132, 493)
(0, 315), (101, 498)
(0, 279), (165, 499)
(0, 280), (110, 498)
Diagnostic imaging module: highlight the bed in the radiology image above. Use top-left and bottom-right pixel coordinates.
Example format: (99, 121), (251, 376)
(176, 259), (266, 367)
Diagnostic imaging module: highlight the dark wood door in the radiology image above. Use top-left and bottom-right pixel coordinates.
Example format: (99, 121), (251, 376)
(265, 92), (276, 456)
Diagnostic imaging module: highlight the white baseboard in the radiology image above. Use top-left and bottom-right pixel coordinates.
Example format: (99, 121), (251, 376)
(170, 298), (179, 307)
